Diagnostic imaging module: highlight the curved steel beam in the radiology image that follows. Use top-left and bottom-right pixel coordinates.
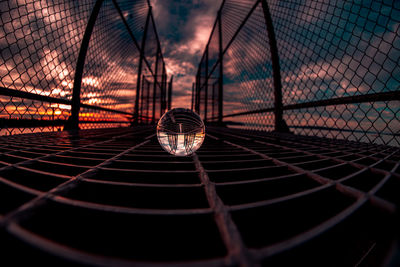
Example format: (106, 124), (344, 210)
(260, 0), (289, 132)
(65, 0), (105, 130)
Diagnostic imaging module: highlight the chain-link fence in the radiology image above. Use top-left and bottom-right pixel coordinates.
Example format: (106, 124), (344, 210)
(0, 0), (170, 135)
(194, 0), (400, 146)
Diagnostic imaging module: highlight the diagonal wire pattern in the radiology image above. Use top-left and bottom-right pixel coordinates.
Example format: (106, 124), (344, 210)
(194, 0), (400, 146)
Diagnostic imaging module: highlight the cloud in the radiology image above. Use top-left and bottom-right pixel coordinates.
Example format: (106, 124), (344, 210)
(1, 0), (223, 117)
(151, 0), (222, 108)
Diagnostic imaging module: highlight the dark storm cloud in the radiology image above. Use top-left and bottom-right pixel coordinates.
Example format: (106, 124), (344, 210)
(150, 0), (222, 108)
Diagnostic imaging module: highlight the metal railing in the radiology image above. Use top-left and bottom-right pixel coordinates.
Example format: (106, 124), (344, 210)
(194, 0), (400, 146)
(0, 0), (170, 135)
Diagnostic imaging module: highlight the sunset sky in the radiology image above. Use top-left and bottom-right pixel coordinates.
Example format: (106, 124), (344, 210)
(150, 0), (222, 109)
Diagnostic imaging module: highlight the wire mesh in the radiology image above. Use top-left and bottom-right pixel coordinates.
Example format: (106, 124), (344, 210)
(0, 1), (398, 264)
(117, 0), (148, 45)
(0, 0), (169, 135)
(144, 17), (158, 74)
(79, 0), (139, 129)
(0, 126), (398, 265)
(0, 0), (93, 134)
(194, 0), (400, 146)
(139, 76), (150, 124)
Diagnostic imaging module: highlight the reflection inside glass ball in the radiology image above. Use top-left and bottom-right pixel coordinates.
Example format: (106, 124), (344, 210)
(157, 108), (205, 156)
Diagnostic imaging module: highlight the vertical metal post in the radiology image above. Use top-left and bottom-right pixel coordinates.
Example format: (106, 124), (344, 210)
(159, 70), (164, 118)
(197, 73), (201, 115)
(204, 47), (208, 123)
(52, 107), (55, 131)
(191, 83), (194, 111)
(162, 71), (165, 111)
(165, 73), (167, 110)
(196, 69), (201, 114)
(218, 11), (224, 125)
(195, 72), (199, 113)
(134, 6), (151, 124)
(160, 62), (166, 117)
(199, 73), (202, 115)
(152, 45), (160, 123)
(140, 74), (145, 123)
(146, 79), (150, 123)
(260, 0), (288, 132)
(168, 75), (173, 110)
(65, 0), (104, 130)
(212, 82), (215, 121)
(164, 67), (168, 111)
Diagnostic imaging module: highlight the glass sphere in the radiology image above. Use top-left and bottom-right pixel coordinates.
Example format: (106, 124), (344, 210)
(157, 108), (205, 156)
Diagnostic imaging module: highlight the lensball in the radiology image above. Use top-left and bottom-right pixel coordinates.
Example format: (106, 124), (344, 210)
(157, 108), (205, 156)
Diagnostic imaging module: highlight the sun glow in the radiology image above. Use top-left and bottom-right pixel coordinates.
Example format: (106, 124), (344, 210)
(82, 77), (100, 87)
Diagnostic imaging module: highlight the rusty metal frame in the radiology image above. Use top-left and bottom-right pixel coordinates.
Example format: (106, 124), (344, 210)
(65, 0), (105, 130)
(0, 126), (398, 265)
(210, 90), (400, 120)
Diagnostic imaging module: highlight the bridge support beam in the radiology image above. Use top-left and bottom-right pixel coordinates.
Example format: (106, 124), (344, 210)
(65, 0), (105, 130)
(260, 0), (289, 132)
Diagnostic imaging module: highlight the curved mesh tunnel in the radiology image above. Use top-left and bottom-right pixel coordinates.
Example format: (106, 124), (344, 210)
(1, 0), (400, 266)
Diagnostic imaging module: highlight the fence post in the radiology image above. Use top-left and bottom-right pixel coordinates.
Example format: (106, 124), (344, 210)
(160, 62), (166, 117)
(133, 6), (151, 125)
(204, 47), (208, 123)
(198, 70), (202, 115)
(260, 0), (289, 132)
(65, 0), (104, 130)
(163, 71), (165, 109)
(195, 71), (200, 113)
(218, 10), (224, 125)
(212, 82), (216, 121)
(191, 83), (194, 111)
(140, 74), (145, 123)
(146, 79), (150, 123)
(152, 45), (160, 123)
(168, 75), (173, 111)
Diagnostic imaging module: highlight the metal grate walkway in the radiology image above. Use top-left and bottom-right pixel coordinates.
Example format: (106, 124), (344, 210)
(0, 126), (399, 266)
